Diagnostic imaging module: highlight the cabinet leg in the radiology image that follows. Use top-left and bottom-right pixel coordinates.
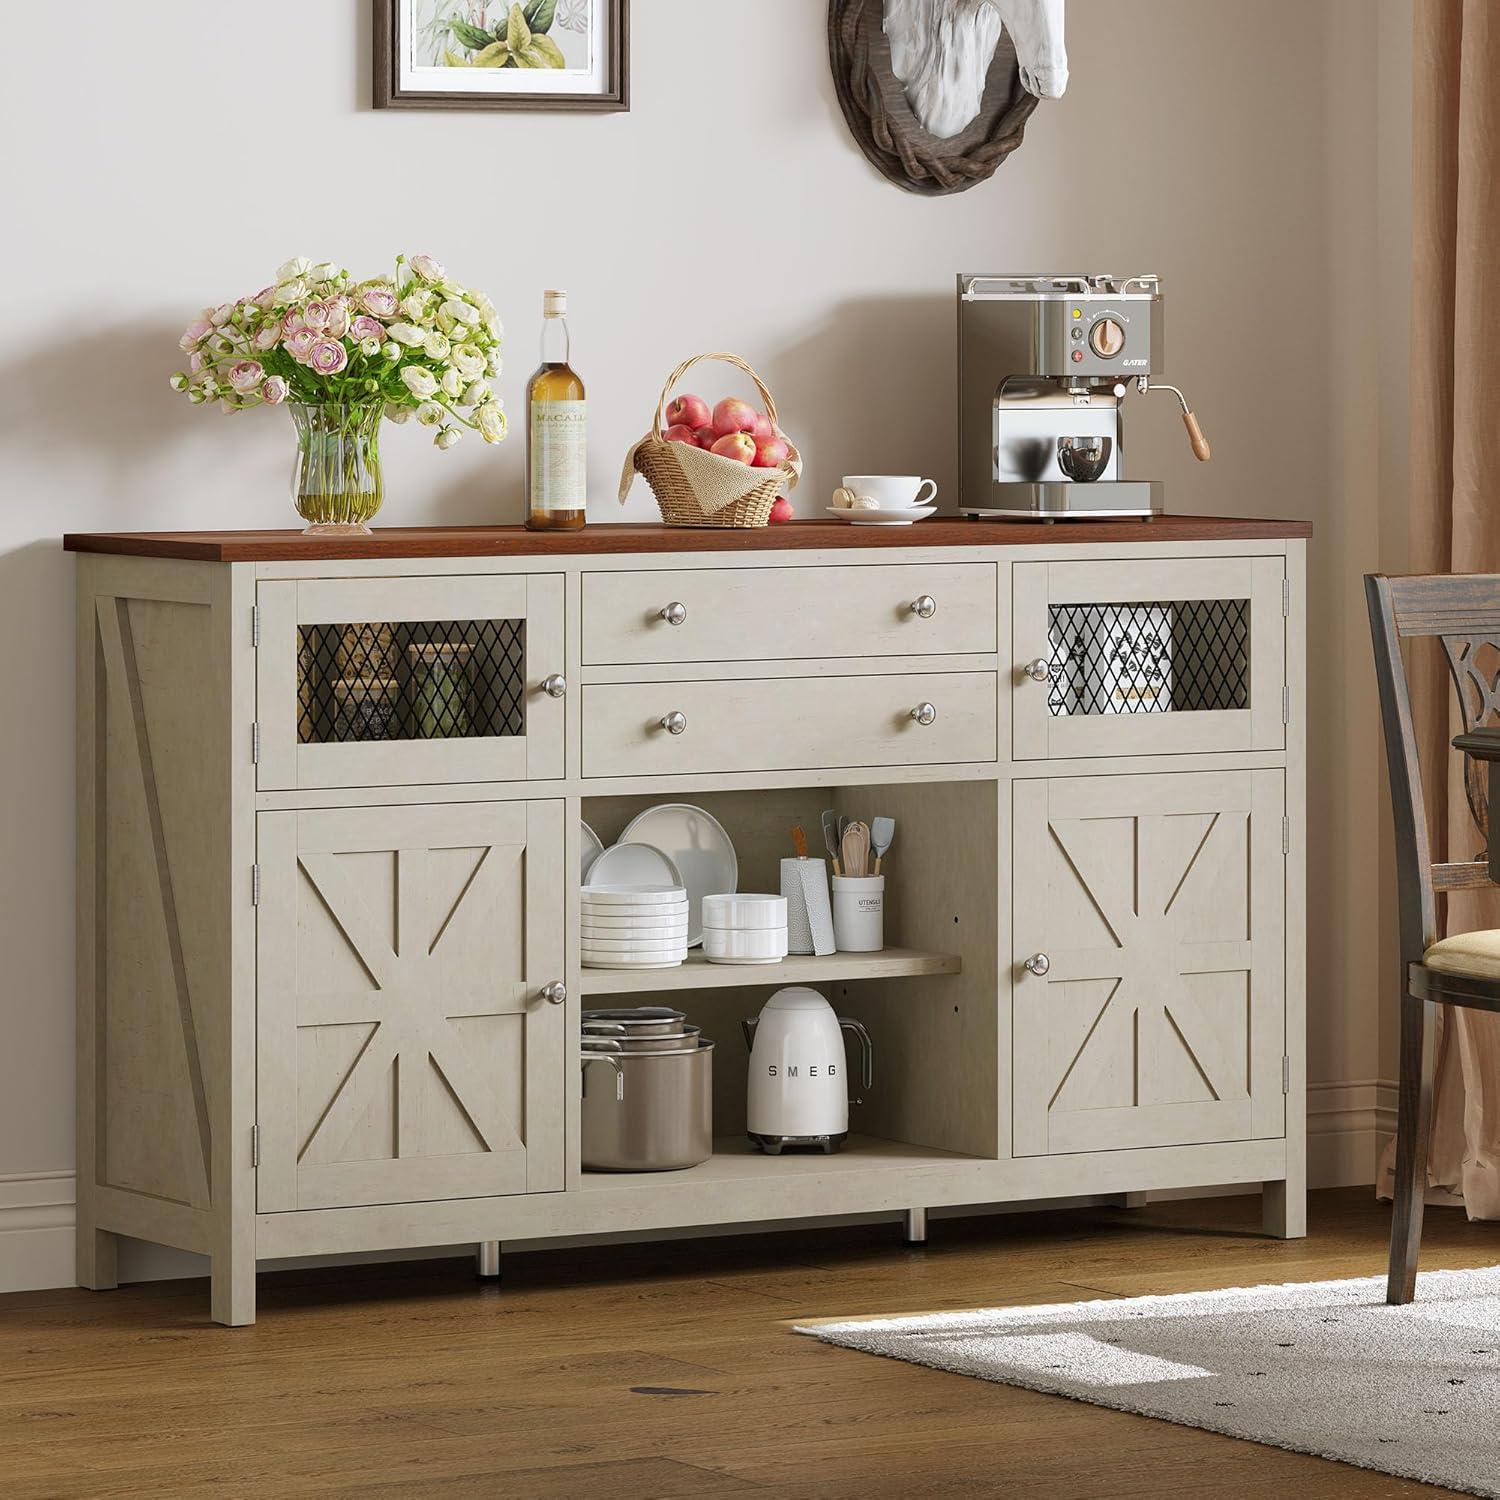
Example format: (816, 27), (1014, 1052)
(210, 1253), (257, 1327)
(903, 1208), (928, 1244)
(476, 1241), (502, 1279)
(1262, 1176), (1307, 1241)
(1114, 1192), (1149, 1209)
(77, 1226), (118, 1291)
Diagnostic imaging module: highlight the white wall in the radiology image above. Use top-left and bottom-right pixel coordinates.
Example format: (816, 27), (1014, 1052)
(0, 0), (1409, 1289)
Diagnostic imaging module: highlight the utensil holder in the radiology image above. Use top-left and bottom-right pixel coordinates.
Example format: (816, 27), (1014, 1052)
(831, 875), (885, 953)
(780, 857), (835, 957)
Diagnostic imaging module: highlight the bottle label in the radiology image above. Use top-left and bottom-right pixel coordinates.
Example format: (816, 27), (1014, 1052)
(530, 400), (586, 511)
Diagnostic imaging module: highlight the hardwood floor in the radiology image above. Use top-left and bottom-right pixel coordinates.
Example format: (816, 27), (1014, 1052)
(2, 1188), (1493, 1498)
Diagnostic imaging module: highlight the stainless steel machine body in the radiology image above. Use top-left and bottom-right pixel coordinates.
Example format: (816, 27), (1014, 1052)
(959, 273), (1167, 520)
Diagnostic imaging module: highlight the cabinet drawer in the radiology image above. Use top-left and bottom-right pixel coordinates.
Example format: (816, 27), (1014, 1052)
(1012, 557), (1286, 761)
(582, 672), (997, 778)
(582, 563), (996, 665)
(255, 574), (565, 791)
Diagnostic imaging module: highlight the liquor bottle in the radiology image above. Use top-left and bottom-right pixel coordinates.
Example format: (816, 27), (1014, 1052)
(525, 290), (586, 530)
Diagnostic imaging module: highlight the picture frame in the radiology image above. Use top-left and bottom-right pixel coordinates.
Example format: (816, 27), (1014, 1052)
(374, 0), (629, 112)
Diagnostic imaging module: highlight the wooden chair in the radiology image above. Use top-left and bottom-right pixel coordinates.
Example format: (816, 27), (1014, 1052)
(1367, 573), (1500, 1304)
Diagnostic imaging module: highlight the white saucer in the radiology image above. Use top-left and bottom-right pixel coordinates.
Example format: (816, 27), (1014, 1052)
(825, 504), (937, 526)
(580, 821), (604, 883)
(583, 843), (684, 893)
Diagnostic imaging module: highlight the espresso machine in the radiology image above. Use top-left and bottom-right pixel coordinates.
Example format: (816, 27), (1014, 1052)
(958, 273), (1210, 520)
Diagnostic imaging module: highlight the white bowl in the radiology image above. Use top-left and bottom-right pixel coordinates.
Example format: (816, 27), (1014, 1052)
(701, 893), (788, 931)
(701, 926), (789, 965)
(581, 884), (687, 905)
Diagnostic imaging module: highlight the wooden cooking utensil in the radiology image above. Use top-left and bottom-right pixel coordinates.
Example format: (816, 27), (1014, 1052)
(840, 820), (870, 879)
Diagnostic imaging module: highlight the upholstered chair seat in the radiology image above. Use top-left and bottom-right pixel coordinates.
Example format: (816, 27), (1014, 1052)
(1423, 930), (1500, 979)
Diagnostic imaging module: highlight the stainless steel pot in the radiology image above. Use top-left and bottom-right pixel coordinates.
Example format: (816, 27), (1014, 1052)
(581, 1006), (687, 1038)
(582, 1025), (701, 1054)
(580, 1039), (713, 1172)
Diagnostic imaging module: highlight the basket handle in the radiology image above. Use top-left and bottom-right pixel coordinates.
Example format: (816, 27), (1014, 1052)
(653, 351), (783, 439)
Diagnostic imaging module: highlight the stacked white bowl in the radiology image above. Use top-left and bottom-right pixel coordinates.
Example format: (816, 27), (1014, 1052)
(580, 884), (689, 969)
(700, 893), (789, 965)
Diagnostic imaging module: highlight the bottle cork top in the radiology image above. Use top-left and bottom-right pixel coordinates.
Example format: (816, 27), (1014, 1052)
(542, 290), (568, 317)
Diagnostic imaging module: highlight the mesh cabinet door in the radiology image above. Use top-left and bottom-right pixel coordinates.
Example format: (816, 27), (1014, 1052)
(256, 574), (565, 790)
(1012, 557), (1286, 760)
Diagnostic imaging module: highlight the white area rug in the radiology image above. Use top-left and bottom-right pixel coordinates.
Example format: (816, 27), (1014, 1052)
(799, 1267), (1500, 1497)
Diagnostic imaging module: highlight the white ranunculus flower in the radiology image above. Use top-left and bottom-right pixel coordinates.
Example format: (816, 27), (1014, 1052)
(273, 279), (308, 306)
(451, 346), (485, 379)
(308, 261), (340, 284)
(401, 366), (439, 399)
(440, 298), (479, 326)
(415, 401), (443, 427)
(441, 367), (464, 399)
(487, 352), (503, 377)
(423, 332), (450, 360)
(400, 291), (432, 320)
(435, 425), (462, 450)
(384, 402), (412, 424)
(461, 379), (491, 407)
(276, 256), (311, 283)
(476, 401), (507, 444)
(386, 323), (425, 346)
(381, 341), (403, 362)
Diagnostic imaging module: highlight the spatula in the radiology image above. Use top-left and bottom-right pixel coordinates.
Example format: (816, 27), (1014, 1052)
(840, 820), (871, 879)
(821, 809), (843, 875)
(871, 816), (896, 874)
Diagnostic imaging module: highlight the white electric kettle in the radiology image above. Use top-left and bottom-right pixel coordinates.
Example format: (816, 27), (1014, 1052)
(741, 987), (873, 1154)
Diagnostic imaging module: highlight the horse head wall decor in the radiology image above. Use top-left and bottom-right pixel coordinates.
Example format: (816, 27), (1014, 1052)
(829, 0), (1068, 194)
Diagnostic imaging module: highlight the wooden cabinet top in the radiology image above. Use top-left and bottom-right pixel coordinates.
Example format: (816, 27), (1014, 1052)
(63, 516), (1312, 562)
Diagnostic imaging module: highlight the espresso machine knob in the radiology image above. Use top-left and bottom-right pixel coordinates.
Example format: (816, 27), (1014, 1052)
(1089, 317), (1126, 358)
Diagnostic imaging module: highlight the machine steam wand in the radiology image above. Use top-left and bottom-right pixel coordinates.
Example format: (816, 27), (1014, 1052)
(1135, 376), (1211, 462)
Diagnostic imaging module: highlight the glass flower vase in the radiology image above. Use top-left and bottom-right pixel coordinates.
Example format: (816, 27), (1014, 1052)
(288, 401), (385, 533)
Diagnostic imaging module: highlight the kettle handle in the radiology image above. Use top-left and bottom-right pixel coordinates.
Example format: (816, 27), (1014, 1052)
(838, 1017), (874, 1103)
(740, 1016), (758, 1050)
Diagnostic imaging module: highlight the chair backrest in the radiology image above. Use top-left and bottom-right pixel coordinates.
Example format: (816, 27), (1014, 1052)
(1366, 573), (1500, 972)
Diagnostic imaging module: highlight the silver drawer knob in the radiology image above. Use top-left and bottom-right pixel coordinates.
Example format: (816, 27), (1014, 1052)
(659, 711), (688, 735)
(1023, 657), (1054, 684)
(541, 980), (567, 1005)
(1023, 953), (1051, 977)
(910, 702), (938, 726)
(540, 674), (567, 699)
(660, 602), (687, 626)
(910, 595), (937, 619)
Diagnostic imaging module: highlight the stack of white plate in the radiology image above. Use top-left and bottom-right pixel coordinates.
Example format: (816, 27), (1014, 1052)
(581, 884), (689, 969)
(701, 893), (789, 966)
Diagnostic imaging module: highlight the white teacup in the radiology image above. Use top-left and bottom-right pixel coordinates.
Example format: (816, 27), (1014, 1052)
(841, 474), (938, 510)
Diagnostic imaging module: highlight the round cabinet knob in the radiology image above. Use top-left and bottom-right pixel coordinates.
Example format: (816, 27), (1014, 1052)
(1023, 657), (1054, 683)
(540, 980), (567, 1005)
(1089, 317), (1126, 359)
(540, 674), (566, 699)
(910, 595), (937, 620)
(659, 602), (687, 626)
(1023, 953), (1051, 977)
(910, 702), (938, 726)
(659, 711), (688, 735)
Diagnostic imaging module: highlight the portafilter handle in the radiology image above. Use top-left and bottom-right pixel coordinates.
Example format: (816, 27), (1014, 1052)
(1135, 376), (1211, 462)
(838, 1017), (874, 1103)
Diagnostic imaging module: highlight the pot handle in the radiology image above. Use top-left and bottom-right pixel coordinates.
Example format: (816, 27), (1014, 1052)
(838, 1018), (873, 1103)
(581, 1054), (624, 1101)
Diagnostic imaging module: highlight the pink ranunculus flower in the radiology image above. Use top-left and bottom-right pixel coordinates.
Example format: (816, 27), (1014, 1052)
(189, 350), (206, 373)
(253, 326), (280, 351)
(303, 300), (333, 332)
(252, 284), (278, 309)
(282, 308), (308, 335)
(360, 284), (399, 318)
(260, 376), (289, 405)
(408, 254), (445, 283)
(178, 317), (213, 352)
(228, 360), (265, 393)
(285, 328), (319, 363)
(324, 299), (351, 340)
(309, 339), (348, 375)
(350, 314), (386, 343)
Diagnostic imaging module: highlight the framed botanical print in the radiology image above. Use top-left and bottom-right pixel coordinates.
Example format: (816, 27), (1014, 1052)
(375, 0), (629, 112)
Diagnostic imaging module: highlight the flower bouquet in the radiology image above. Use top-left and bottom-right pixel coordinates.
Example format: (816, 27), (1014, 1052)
(171, 254), (507, 532)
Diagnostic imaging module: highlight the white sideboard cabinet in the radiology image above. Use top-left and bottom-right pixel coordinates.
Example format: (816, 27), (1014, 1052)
(67, 517), (1309, 1325)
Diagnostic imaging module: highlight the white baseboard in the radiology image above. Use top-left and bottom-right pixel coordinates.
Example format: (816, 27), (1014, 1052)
(0, 1083), (1399, 1296)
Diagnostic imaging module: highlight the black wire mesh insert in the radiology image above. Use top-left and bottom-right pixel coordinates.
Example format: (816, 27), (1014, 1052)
(1046, 599), (1250, 716)
(297, 620), (526, 744)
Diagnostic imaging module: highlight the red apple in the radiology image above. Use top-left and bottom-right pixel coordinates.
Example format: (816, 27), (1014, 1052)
(710, 432), (756, 464)
(750, 412), (775, 442)
(666, 393), (711, 430)
(752, 434), (789, 468)
(664, 423), (702, 445)
(693, 425), (717, 449)
(768, 496), (794, 523)
(712, 397), (759, 437)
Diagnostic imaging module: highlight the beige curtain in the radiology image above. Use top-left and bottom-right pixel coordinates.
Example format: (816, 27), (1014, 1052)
(1377, 0), (1500, 1217)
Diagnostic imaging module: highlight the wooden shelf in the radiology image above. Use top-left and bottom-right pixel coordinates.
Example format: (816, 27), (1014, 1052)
(577, 945), (960, 996)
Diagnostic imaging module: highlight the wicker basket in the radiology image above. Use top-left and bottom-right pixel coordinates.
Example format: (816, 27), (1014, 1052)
(619, 352), (802, 528)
